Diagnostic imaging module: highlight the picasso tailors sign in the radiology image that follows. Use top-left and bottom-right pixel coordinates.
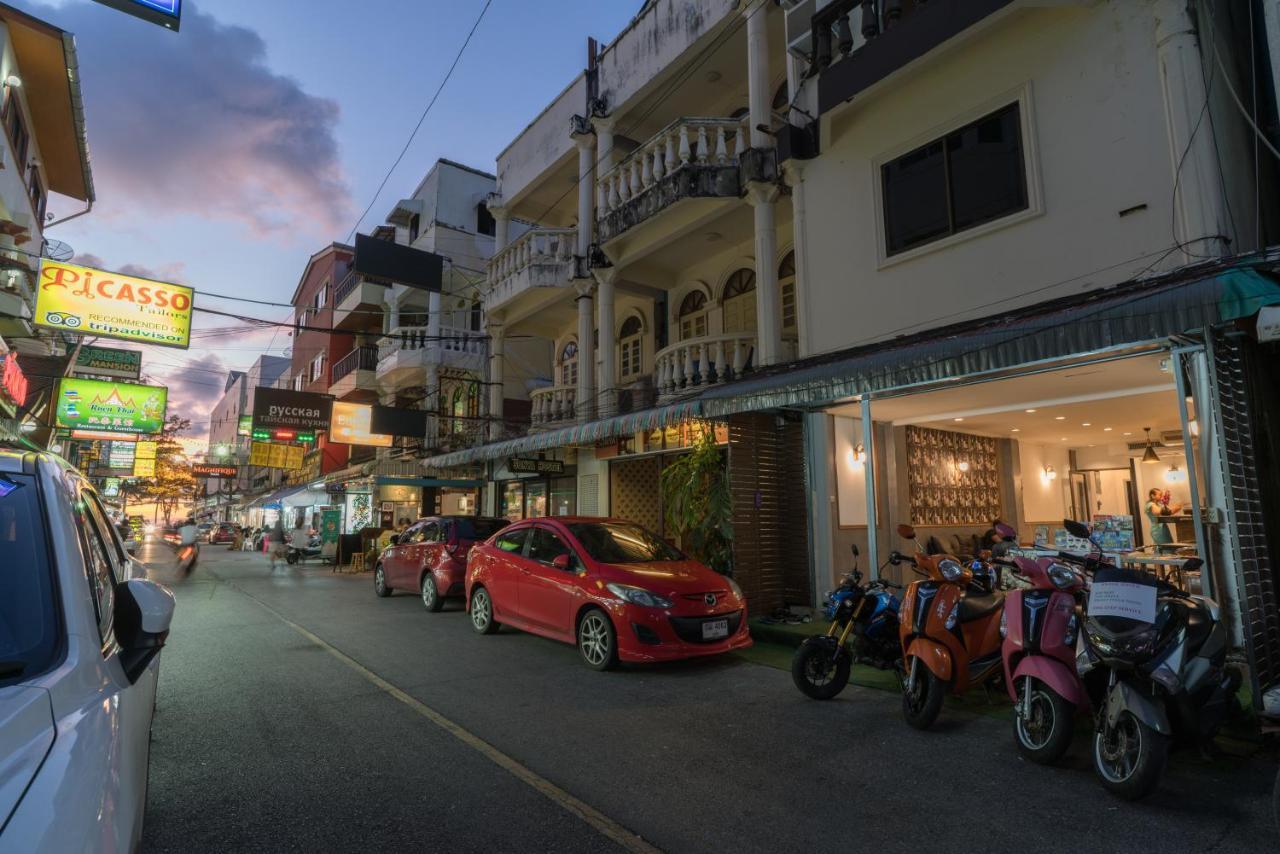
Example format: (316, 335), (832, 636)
(252, 387), (333, 432)
(54, 378), (167, 436)
(36, 260), (194, 349)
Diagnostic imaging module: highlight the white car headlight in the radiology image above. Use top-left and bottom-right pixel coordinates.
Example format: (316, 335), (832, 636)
(606, 582), (673, 609)
(939, 559), (964, 582)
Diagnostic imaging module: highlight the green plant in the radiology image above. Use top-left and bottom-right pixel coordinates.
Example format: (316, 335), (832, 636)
(659, 427), (734, 575)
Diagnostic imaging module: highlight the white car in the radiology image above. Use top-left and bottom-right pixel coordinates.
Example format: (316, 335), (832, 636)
(0, 448), (175, 851)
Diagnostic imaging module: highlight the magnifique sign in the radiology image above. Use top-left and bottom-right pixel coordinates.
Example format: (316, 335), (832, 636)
(36, 260), (194, 349)
(54, 378), (167, 436)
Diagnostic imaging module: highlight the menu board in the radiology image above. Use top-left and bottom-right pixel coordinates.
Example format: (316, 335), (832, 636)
(248, 441), (305, 470)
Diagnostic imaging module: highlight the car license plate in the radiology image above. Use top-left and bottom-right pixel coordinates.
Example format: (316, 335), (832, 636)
(702, 618), (729, 640)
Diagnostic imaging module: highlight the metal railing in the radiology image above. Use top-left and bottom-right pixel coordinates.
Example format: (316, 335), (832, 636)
(654, 332), (757, 398)
(331, 345), (379, 384)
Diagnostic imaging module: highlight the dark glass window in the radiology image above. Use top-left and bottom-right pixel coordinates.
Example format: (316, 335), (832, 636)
(0, 474), (58, 684)
(527, 526), (573, 566)
(454, 517), (507, 542)
(566, 522), (683, 564)
(882, 103), (1027, 255)
(476, 202), (496, 236)
(493, 526), (528, 554)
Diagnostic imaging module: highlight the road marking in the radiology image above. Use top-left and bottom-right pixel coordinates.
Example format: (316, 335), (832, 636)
(216, 573), (662, 854)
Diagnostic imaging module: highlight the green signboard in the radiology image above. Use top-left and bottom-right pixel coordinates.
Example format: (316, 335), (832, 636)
(74, 345), (142, 380)
(54, 378), (168, 436)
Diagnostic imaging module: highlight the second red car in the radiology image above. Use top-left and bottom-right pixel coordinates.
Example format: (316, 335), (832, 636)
(465, 516), (752, 669)
(375, 515), (508, 610)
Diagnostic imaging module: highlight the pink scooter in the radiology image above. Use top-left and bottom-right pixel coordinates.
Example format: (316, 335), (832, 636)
(996, 528), (1088, 764)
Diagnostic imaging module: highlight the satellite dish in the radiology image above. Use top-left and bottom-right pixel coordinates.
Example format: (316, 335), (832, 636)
(42, 239), (74, 262)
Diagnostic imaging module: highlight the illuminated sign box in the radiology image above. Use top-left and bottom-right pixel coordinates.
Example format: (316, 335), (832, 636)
(72, 429), (140, 442)
(92, 0), (181, 31)
(330, 401), (393, 447)
(238, 414), (253, 437)
(252, 427), (314, 443)
(75, 345), (143, 380)
(192, 464), (238, 478)
(36, 260), (193, 349)
(55, 378), (167, 436)
(252, 387), (332, 432)
(248, 441), (305, 471)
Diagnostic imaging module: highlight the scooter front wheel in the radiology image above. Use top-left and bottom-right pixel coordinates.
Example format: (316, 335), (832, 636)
(1014, 678), (1075, 764)
(1092, 710), (1168, 800)
(902, 658), (946, 730)
(791, 639), (851, 700)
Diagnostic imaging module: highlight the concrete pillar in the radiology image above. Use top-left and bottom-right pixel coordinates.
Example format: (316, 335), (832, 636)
(487, 317), (505, 441)
(744, 0), (772, 149)
(574, 131), (596, 259)
(748, 182), (783, 368)
(1154, 0), (1231, 261)
(488, 192), (510, 252)
(783, 160), (810, 359)
(595, 267), (617, 419)
(575, 281), (596, 422)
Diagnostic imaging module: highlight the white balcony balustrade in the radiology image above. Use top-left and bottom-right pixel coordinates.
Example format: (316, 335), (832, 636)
(376, 324), (486, 390)
(595, 117), (747, 221)
(485, 227), (577, 312)
(654, 332), (756, 400)
(529, 384), (577, 427)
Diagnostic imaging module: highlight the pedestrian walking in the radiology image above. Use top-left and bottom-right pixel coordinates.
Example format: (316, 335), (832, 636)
(267, 518), (287, 570)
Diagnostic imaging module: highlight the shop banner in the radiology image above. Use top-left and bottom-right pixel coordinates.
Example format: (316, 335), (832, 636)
(36, 260), (193, 349)
(320, 508), (341, 559)
(55, 378), (167, 435)
(252, 387), (332, 433)
(508, 457), (565, 475)
(192, 463), (238, 478)
(237, 414), (253, 436)
(91, 0), (182, 31)
(248, 441), (305, 470)
(133, 457), (156, 478)
(135, 440), (158, 460)
(107, 442), (136, 468)
(101, 477), (121, 497)
(330, 401), (393, 447)
(369, 405), (427, 439)
(74, 345), (142, 380)
(1, 353), (29, 407)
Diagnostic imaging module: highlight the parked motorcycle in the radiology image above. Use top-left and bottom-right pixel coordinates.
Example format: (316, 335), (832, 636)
(895, 524), (1006, 730)
(995, 525), (1088, 764)
(1069, 518), (1237, 799)
(791, 545), (902, 699)
(286, 534), (325, 565)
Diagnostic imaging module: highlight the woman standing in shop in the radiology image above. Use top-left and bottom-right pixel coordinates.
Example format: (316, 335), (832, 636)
(1145, 487), (1183, 547)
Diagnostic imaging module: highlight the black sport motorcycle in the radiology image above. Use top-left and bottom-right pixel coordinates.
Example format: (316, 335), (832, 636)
(791, 545), (903, 699)
(1069, 519), (1238, 800)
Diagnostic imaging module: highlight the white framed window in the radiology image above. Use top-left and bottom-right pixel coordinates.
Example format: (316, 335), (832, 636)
(678, 291), (708, 340)
(309, 353), (326, 384)
(314, 281), (328, 311)
(559, 341), (578, 387)
(618, 316), (643, 380)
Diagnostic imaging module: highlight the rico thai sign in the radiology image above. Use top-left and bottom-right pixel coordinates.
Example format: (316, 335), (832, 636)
(36, 260), (194, 349)
(74, 345), (143, 380)
(54, 378), (167, 436)
(192, 463), (238, 478)
(252, 387), (332, 433)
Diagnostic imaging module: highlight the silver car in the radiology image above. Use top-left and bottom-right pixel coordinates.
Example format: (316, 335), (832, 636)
(0, 448), (175, 851)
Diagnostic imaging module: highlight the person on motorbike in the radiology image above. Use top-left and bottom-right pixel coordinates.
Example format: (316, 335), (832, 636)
(177, 516), (199, 576)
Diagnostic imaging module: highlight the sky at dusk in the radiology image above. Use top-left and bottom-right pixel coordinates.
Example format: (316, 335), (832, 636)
(14, 0), (639, 440)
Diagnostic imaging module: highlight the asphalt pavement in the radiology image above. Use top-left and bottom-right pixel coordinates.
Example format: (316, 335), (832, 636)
(138, 541), (1278, 853)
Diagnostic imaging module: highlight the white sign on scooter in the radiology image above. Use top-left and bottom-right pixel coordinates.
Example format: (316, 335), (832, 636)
(1087, 580), (1157, 623)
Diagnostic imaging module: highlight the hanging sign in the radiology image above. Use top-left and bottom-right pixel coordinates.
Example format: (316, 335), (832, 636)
(36, 260), (193, 349)
(252, 387), (332, 432)
(135, 440), (158, 460)
(330, 401), (393, 447)
(101, 477), (122, 497)
(508, 457), (565, 475)
(0, 353), (28, 407)
(107, 442), (136, 468)
(91, 0), (182, 31)
(133, 457), (156, 478)
(238, 414), (253, 437)
(74, 345), (143, 380)
(249, 441), (305, 470)
(192, 463), (238, 478)
(54, 377), (167, 435)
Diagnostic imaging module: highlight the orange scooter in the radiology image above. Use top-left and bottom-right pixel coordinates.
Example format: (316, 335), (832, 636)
(894, 524), (1006, 729)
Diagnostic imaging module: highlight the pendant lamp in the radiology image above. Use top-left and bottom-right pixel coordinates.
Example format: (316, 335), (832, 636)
(1141, 427), (1160, 464)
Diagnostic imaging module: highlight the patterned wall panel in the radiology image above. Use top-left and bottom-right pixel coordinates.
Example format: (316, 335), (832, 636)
(609, 457), (663, 534)
(905, 425), (1002, 526)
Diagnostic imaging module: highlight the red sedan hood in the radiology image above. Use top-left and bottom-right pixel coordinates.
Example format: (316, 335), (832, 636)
(596, 561), (730, 597)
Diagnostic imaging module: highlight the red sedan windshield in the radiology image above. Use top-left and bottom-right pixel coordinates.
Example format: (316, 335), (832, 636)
(565, 522), (682, 563)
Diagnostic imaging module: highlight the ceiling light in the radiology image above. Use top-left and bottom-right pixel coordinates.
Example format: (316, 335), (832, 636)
(953, 417), (964, 422)
(1010, 428), (1020, 433)
(957, 460), (970, 472)
(1141, 427), (1160, 463)
(1123, 431), (1133, 436)
(1025, 409), (1037, 413)
(1103, 427), (1113, 432)
(1082, 423), (1091, 427)
(1061, 437), (1068, 441)
(1055, 416), (1065, 421)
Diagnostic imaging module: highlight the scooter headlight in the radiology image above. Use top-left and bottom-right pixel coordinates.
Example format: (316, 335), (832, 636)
(1047, 563), (1078, 590)
(999, 608), (1008, 638)
(939, 559), (964, 582)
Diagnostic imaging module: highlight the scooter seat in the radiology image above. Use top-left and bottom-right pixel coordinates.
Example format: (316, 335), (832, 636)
(958, 590), (1005, 624)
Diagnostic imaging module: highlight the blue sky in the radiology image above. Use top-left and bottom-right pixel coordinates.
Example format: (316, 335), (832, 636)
(14, 0), (638, 436)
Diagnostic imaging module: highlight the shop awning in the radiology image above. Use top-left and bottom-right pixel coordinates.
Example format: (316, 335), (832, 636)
(696, 262), (1280, 416)
(248, 483), (306, 510)
(420, 398), (704, 469)
(376, 476), (484, 488)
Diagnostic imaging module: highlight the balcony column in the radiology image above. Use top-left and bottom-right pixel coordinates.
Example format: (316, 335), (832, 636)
(594, 266), (617, 419)
(744, 0), (772, 150)
(575, 280), (596, 423)
(487, 315), (505, 441)
(747, 182), (783, 368)
(572, 125), (596, 259)
(1154, 0), (1231, 260)
(487, 192), (510, 252)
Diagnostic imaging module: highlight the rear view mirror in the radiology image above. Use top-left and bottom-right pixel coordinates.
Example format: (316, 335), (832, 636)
(897, 524), (916, 540)
(1063, 519), (1092, 540)
(995, 522), (1017, 542)
(1182, 557), (1204, 572)
(113, 579), (175, 683)
(552, 554), (572, 571)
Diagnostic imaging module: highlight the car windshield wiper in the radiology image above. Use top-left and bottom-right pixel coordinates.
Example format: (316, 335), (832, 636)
(0, 660), (27, 678)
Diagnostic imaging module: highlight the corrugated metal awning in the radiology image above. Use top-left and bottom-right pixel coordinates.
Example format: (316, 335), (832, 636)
(385, 198), (425, 227)
(420, 398), (704, 469)
(376, 476), (484, 488)
(698, 264), (1280, 416)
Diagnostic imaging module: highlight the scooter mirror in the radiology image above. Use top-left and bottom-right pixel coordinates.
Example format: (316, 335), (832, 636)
(1062, 519), (1091, 540)
(1183, 557), (1204, 572)
(994, 522), (1017, 541)
(896, 524), (916, 539)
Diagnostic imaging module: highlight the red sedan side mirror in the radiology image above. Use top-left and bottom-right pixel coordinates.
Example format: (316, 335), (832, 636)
(552, 554), (572, 571)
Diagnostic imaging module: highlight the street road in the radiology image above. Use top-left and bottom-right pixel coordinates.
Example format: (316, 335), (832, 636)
(138, 542), (1277, 853)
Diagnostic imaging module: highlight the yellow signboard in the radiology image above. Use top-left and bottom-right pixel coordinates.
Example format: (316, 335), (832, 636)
(135, 440), (158, 460)
(133, 457), (156, 478)
(249, 441), (305, 470)
(35, 260), (194, 349)
(330, 401), (393, 448)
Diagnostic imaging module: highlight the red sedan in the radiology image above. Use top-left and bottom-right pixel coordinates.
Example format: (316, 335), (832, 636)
(466, 517), (752, 670)
(375, 515), (508, 611)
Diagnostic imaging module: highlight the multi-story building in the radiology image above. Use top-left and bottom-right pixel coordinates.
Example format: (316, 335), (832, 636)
(0, 4), (93, 437)
(200, 370), (246, 521)
(421, 0), (1280, 699)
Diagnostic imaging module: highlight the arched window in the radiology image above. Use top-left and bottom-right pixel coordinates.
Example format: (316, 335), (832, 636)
(678, 291), (708, 340)
(722, 268), (757, 334)
(779, 250), (797, 335)
(467, 382), (480, 418)
(560, 340), (579, 387)
(619, 315), (643, 380)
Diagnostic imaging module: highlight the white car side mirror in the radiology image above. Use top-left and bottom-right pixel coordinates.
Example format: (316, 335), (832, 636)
(114, 578), (176, 683)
